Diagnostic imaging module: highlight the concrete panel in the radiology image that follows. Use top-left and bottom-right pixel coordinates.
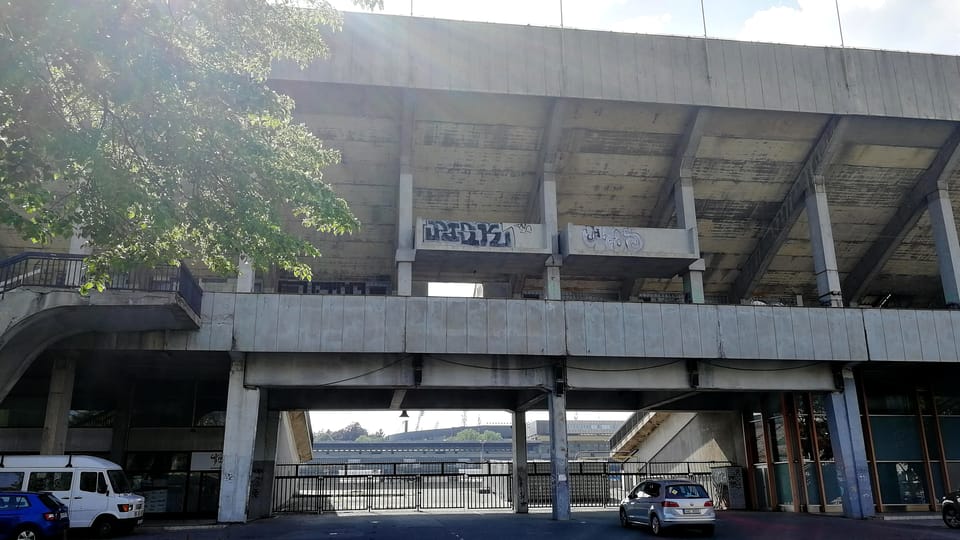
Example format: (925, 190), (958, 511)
(679, 305), (701, 358)
(487, 299), (508, 355)
(881, 310), (906, 361)
(623, 303), (645, 357)
(506, 299), (527, 355)
(791, 309), (815, 361)
(636, 36), (659, 102)
(701, 360), (834, 391)
(736, 306), (759, 359)
(341, 297), (365, 351)
(661, 305), (683, 358)
(729, 41), (753, 108)
(276, 295), (302, 351)
(808, 48), (834, 113)
(564, 301), (586, 356)
(859, 50), (884, 115)
(862, 310), (887, 361)
(526, 301), (546, 355)
(642, 304), (665, 358)
(898, 310), (923, 361)
(938, 311), (960, 362)
(876, 50), (904, 117)
(445, 298), (467, 354)
(651, 37), (674, 103)
(891, 53), (920, 117)
(775, 45), (800, 111)
(233, 295), (258, 351)
(909, 54), (936, 118)
(951, 311), (960, 363)
(840, 50), (867, 114)
(384, 297), (406, 352)
(704, 40), (728, 107)
(757, 43), (782, 109)
(824, 49), (851, 113)
(697, 305), (720, 358)
(426, 298), (447, 353)
(792, 46), (817, 112)
(826, 309), (850, 362)
(210, 293), (236, 351)
(253, 295), (280, 352)
(165, 328), (189, 351)
(320, 296), (344, 352)
(545, 301), (566, 356)
(773, 309), (796, 360)
(717, 306), (740, 358)
(926, 55), (950, 120)
(298, 296), (323, 352)
(687, 38), (712, 105)
(669, 37), (694, 105)
(466, 299), (488, 354)
(809, 309), (833, 361)
(567, 357), (688, 390)
(940, 56), (960, 119)
(362, 296), (386, 353)
(916, 311), (941, 362)
(755, 308), (777, 359)
(584, 302), (606, 355)
(597, 31), (622, 100)
(405, 297), (427, 353)
(846, 311), (869, 360)
(187, 290), (215, 350)
(603, 303), (625, 357)
(561, 29), (585, 98)
(616, 33), (640, 101)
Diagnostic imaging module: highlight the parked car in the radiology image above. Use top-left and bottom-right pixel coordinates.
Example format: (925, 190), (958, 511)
(0, 491), (69, 540)
(620, 478), (716, 536)
(943, 490), (960, 528)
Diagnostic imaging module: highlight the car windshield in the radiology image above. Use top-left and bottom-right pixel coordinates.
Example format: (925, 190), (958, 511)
(107, 470), (132, 494)
(37, 493), (63, 511)
(665, 484), (709, 499)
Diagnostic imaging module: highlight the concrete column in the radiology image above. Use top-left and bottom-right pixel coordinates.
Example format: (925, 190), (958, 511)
(805, 183), (843, 307)
(542, 169), (561, 300)
(927, 188), (960, 307)
(675, 176), (704, 303)
(109, 385), (134, 465)
(511, 410), (529, 514)
(547, 391), (571, 520)
(396, 91), (415, 296)
(248, 400), (279, 520)
(824, 368), (875, 519)
(40, 356), (76, 455)
(236, 255), (255, 293)
(218, 354), (261, 523)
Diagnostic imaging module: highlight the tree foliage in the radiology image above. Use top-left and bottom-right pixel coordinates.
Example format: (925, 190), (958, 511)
(0, 0), (380, 290)
(446, 428), (504, 442)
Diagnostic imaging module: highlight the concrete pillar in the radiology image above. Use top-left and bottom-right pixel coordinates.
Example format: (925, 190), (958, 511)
(927, 188), (960, 307)
(236, 255), (255, 293)
(396, 91), (415, 296)
(675, 176), (704, 303)
(824, 368), (875, 519)
(547, 391), (571, 520)
(40, 356), (76, 455)
(248, 400), (279, 520)
(109, 385), (134, 465)
(218, 354), (261, 523)
(805, 183), (843, 307)
(542, 169), (561, 300)
(511, 410), (529, 514)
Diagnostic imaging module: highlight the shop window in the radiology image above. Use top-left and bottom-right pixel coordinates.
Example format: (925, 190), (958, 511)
(876, 462), (928, 505)
(866, 393), (917, 415)
(871, 416), (923, 461)
(820, 462), (843, 505)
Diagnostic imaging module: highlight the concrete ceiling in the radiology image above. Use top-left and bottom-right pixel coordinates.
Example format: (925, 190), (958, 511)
(268, 78), (960, 308)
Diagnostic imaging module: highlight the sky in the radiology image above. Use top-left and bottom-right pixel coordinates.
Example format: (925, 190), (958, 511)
(311, 0), (959, 437)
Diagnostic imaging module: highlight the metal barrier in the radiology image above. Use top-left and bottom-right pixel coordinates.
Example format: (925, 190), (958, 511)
(0, 252), (202, 314)
(272, 461), (731, 514)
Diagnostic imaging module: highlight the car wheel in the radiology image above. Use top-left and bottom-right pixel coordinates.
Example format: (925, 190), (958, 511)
(944, 505), (960, 529)
(14, 525), (39, 540)
(650, 514), (663, 536)
(620, 508), (631, 528)
(701, 524), (715, 537)
(94, 515), (118, 538)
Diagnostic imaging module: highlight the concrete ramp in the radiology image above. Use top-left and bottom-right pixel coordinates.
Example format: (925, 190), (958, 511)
(0, 287), (201, 403)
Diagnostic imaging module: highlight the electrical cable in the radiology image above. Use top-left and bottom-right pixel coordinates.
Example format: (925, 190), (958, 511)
(316, 357), (405, 386)
(703, 360), (822, 372)
(429, 356), (553, 371)
(566, 359), (682, 372)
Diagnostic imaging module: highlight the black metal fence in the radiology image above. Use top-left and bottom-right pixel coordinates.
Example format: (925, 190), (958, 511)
(272, 461), (732, 514)
(0, 251), (202, 314)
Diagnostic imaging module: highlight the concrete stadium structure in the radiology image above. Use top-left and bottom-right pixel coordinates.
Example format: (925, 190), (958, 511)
(4, 11), (960, 524)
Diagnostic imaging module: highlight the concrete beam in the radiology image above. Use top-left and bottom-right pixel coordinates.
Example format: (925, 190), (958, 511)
(843, 125), (960, 305)
(396, 90), (416, 296)
(806, 183), (843, 306)
(650, 108), (710, 228)
(389, 389), (407, 410)
(730, 116), (848, 302)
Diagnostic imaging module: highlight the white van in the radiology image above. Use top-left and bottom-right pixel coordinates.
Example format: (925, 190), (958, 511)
(0, 455), (145, 536)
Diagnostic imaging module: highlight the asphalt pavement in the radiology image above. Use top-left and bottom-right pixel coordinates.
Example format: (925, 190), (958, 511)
(125, 509), (960, 540)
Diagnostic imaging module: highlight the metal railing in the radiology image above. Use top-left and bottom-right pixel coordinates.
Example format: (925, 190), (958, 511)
(272, 460), (732, 514)
(0, 252), (202, 315)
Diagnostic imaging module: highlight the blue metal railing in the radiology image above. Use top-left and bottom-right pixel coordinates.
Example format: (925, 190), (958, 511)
(0, 252), (202, 315)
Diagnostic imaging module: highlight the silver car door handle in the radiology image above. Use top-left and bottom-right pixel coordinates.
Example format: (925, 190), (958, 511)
(73, 497), (82, 499)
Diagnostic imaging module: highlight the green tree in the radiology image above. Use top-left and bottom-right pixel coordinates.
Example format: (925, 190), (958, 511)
(0, 0), (380, 291)
(330, 421), (368, 441)
(446, 428), (503, 442)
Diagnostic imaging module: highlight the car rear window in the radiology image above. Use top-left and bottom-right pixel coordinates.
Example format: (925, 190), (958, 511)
(665, 484), (709, 499)
(37, 493), (63, 511)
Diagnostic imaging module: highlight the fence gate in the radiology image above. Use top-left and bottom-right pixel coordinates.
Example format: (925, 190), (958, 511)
(272, 461), (732, 514)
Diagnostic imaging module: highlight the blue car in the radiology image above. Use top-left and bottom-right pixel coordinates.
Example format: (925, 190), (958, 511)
(0, 492), (69, 540)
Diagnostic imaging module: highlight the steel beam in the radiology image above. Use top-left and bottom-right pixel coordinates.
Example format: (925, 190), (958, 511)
(730, 116), (848, 302)
(843, 125), (960, 305)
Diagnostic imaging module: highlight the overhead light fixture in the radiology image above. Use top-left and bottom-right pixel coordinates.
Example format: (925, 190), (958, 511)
(399, 410), (409, 418)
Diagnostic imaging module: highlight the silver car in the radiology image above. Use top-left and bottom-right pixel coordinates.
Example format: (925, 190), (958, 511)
(619, 478), (716, 536)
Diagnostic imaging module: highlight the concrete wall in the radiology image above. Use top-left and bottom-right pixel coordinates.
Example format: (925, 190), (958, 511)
(638, 412), (746, 467)
(70, 295), (960, 366)
(274, 13), (960, 122)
